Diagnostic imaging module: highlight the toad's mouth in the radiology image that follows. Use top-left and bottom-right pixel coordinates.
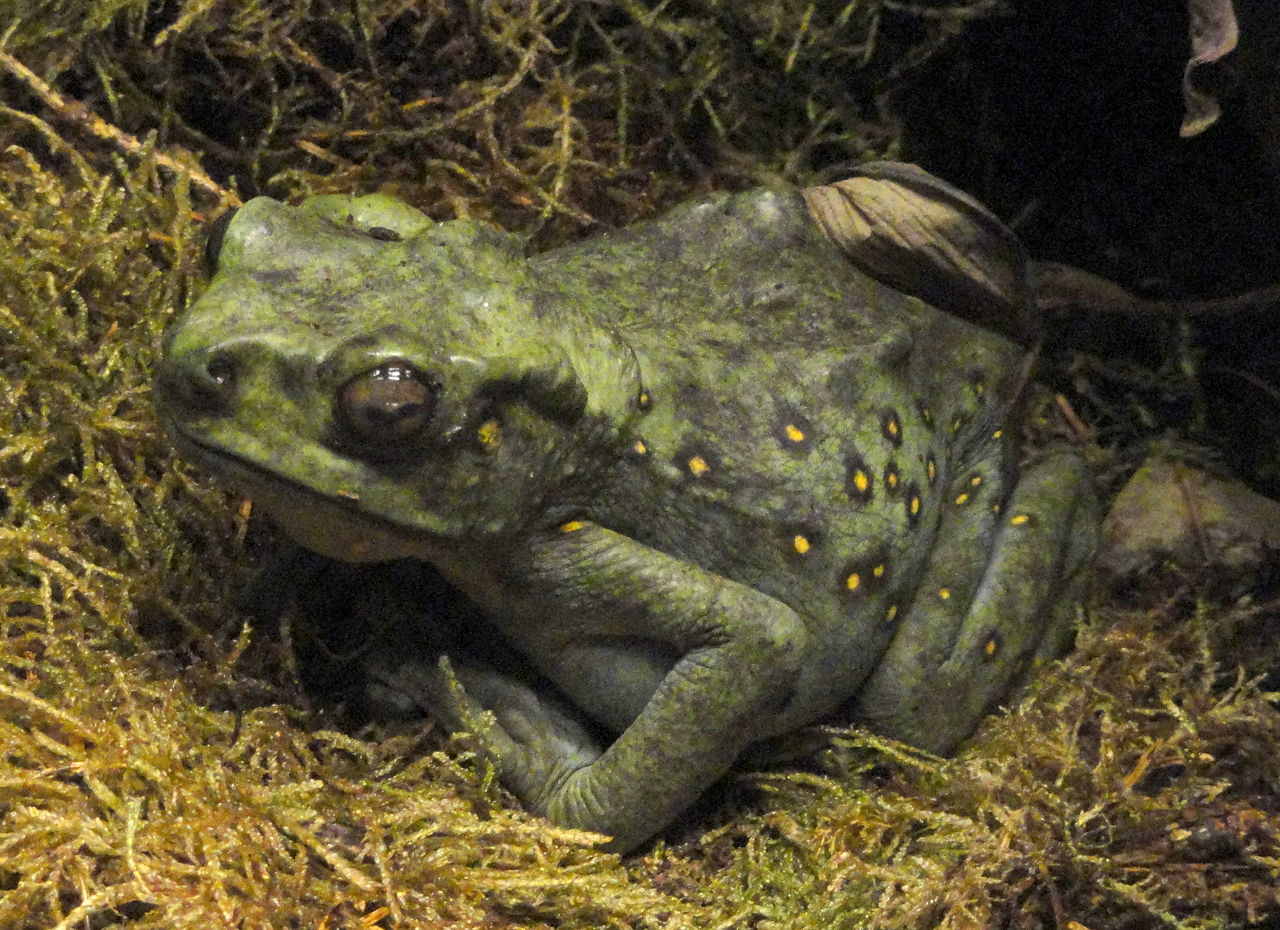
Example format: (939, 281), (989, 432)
(160, 415), (455, 563)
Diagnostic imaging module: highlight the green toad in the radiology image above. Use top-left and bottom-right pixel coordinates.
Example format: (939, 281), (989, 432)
(156, 163), (1097, 851)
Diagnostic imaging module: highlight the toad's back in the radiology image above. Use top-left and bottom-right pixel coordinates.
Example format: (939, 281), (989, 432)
(531, 188), (1027, 711)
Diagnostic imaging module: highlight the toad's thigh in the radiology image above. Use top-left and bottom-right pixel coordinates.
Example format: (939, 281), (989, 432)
(849, 451), (1098, 753)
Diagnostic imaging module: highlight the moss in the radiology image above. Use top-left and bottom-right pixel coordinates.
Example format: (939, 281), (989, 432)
(695, 607), (1280, 928)
(0, 132), (708, 930)
(1, 0), (989, 227)
(1, 1), (1278, 927)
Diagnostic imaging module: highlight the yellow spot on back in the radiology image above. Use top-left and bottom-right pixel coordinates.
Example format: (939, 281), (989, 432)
(954, 492), (970, 506)
(886, 471), (899, 490)
(926, 459), (938, 484)
(1010, 513), (1031, 526)
(992, 429), (1004, 439)
(909, 495), (921, 516)
(984, 637), (1000, 657)
(872, 563), (886, 578)
(853, 470), (870, 493)
(970, 474), (983, 486)
(784, 423), (805, 443)
(887, 418), (900, 438)
(560, 520), (585, 533)
(938, 587), (951, 600)
(845, 572), (861, 591)
(477, 418), (502, 450)
(688, 455), (710, 476)
(885, 604), (899, 622)
(632, 438), (648, 455)
(793, 534), (811, 554)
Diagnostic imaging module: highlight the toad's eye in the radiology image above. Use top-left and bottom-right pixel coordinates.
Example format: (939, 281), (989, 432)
(202, 208), (237, 275)
(338, 361), (439, 443)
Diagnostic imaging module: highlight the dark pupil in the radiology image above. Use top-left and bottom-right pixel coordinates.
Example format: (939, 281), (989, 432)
(339, 361), (437, 441)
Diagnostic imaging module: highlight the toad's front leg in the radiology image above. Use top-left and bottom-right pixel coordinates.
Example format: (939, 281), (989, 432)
(373, 521), (809, 852)
(525, 522), (810, 850)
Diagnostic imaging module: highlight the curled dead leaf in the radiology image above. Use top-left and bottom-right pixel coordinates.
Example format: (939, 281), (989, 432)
(804, 162), (1036, 345)
(1181, 0), (1240, 137)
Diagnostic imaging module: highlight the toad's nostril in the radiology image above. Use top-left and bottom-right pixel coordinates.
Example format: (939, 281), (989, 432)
(205, 350), (237, 388)
(159, 346), (240, 416)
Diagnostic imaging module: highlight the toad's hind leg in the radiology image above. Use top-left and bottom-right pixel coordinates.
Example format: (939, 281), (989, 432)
(849, 451), (1098, 754)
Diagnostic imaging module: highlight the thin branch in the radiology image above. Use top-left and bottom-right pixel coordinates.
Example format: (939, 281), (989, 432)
(0, 48), (236, 205)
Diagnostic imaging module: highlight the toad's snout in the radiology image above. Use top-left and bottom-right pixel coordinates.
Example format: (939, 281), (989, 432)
(155, 342), (243, 419)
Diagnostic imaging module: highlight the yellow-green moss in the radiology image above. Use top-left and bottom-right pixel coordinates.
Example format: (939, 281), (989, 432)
(0, 135), (713, 930)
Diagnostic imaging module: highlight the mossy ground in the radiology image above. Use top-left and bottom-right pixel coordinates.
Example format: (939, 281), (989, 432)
(1, 2), (1278, 927)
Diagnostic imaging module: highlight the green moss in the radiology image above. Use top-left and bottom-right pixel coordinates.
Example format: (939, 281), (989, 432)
(695, 608), (1280, 929)
(0, 130), (705, 930)
(1, 0), (986, 228)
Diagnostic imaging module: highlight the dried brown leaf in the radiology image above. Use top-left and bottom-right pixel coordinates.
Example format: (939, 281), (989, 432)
(1181, 0), (1240, 137)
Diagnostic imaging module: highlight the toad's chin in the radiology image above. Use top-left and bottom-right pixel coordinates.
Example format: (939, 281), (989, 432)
(249, 487), (430, 563)
(162, 418), (442, 563)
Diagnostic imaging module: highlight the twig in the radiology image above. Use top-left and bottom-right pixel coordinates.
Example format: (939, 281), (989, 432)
(1032, 260), (1280, 321)
(0, 48), (237, 205)
(1055, 393), (1094, 443)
